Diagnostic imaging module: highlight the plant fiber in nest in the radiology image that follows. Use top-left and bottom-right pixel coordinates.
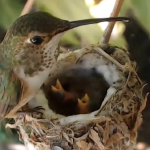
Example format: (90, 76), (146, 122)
(6, 45), (147, 150)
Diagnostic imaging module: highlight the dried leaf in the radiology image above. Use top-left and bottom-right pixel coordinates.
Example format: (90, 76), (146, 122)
(96, 123), (104, 135)
(76, 140), (92, 150)
(106, 133), (124, 146)
(139, 93), (148, 113)
(62, 132), (73, 144)
(103, 121), (110, 144)
(74, 132), (89, 141)
(89, 129), (105, 149)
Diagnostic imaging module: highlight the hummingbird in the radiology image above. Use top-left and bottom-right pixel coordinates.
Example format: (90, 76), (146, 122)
(0, 11), (129, 121)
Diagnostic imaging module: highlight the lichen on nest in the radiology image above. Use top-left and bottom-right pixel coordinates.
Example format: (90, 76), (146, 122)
(6, 45), (147, 150)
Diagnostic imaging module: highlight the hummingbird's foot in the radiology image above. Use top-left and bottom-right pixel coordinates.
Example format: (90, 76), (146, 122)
(51, 79), (74, 102)
(77, 94), (90, 114)
(18, 106), (45, 118)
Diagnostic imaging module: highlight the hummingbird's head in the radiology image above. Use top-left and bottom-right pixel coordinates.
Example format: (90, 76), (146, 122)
(2, 11), (71, 74)
(1, 11), (129, 75)
(3, 12), (70, 56)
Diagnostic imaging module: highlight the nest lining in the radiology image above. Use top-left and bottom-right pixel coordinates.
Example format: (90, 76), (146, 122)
(6, 45), (146, 150)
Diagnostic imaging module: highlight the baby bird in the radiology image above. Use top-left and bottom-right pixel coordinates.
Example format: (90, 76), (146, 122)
(42, 67), (109, 116)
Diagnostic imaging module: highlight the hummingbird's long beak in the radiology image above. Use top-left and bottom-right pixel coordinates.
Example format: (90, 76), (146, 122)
(69, 17), (129, 29)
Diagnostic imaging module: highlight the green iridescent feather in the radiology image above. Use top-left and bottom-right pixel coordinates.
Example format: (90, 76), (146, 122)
(0, 44), (22, 121)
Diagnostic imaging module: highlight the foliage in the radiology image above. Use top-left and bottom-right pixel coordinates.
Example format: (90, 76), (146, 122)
(121, 0), (150, 34)
(0, 0), (23, 29)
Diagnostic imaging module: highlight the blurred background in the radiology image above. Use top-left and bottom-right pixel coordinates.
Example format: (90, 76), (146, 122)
(1, 0), (150, 150)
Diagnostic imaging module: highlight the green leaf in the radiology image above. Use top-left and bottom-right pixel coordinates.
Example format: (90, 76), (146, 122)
(121, 0), (150, 34)
(130, 0), (150, 34)
(0, 0), (23, 29)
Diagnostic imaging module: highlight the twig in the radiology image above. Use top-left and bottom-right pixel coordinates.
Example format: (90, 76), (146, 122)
(20, 0), (35, 16)
(94, 47), (125, 71)
(100, 0), (125, 46)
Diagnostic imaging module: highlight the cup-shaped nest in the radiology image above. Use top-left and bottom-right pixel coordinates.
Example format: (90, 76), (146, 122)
(6, 45), (147, 150)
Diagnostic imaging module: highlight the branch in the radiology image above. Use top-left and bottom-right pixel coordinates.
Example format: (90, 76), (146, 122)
(100, 0), (125, 46)
(20, 0), (35, 16)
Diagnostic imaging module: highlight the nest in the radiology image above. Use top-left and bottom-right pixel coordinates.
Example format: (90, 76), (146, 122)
(6, 45), (147, 150)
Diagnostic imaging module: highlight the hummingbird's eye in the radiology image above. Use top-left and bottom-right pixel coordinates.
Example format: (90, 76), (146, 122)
(30, 36), (44, 45)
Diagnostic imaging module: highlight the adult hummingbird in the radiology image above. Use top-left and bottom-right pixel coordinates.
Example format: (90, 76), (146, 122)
(0, 11), (129, 121)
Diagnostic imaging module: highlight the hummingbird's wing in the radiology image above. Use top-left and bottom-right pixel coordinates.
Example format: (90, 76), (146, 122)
(0, 70), (22, 121)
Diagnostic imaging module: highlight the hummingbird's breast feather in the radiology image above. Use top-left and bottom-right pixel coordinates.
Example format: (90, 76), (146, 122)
(4, 66), (56, 118)
(13, 65), (55, 92)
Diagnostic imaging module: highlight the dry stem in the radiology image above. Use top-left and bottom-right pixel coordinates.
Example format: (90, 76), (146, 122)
(20, 0), (35, 16)
(100, 0), (125, 45)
